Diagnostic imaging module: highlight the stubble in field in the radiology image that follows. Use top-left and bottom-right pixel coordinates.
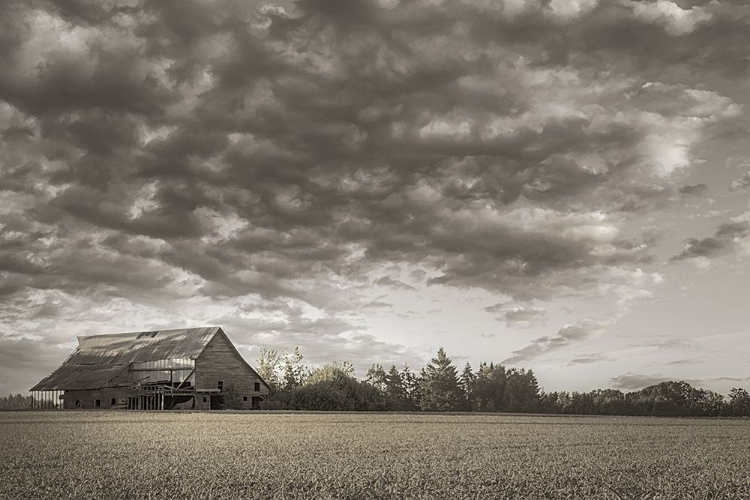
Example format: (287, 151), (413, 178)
(1, 412), (748, 499)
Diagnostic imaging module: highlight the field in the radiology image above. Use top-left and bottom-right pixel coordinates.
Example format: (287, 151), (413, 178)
(1, 412), (749, 499)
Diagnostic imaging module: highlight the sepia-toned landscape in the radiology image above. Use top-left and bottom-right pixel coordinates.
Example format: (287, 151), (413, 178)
(2, 0), (750, 498)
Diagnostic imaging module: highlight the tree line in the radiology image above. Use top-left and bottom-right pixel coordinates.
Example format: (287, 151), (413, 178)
(254, 346), (750, 417)
(4, 346), (748, 416)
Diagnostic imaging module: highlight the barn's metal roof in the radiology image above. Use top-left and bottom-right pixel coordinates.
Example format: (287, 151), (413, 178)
(30, 327), (221, 391)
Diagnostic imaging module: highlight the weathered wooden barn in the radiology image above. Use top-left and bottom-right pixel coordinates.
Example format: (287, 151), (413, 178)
(30, 326), (270, 410)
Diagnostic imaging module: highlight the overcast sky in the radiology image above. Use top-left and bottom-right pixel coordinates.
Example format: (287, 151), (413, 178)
(2, 0), (750, 396)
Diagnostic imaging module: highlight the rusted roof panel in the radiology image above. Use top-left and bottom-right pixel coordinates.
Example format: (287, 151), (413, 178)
(31, 327), (220, 391)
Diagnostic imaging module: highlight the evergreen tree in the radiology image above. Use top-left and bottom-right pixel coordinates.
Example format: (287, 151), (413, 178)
(418, 347), (463, 411)
(475, 362), (506, 411)
(384, 364), (416, 410)
(400, 363), (421, 408)
(503, 368), (540, 412)
(460, 362), (476, 411)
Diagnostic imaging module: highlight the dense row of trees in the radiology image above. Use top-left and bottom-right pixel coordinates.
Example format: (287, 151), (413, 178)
(0, 394), (33, 410)
(3, 346), (748, 416)
(255, 346), (750, 417)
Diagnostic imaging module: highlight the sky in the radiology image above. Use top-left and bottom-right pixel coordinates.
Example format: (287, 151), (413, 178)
(1, 0), (750, 396)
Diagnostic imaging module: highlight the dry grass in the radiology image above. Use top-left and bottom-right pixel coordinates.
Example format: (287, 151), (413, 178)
(1, 412), (749, 499)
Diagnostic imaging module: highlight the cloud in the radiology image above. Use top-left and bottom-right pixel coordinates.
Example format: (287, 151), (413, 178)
(730, 172), (750, 191)
(484, 302), (547, 327)
(568, 352), (610, 365)
(504, 319), (610, 364)
(503, 306), (547, 327)
(1, 0), (742, 309)
(671, 220), (750, 262)
(610, 372), (674, 391)
(628, 1), (714, 36)
(373, 275), (416, 290)
(679, 183), (707, 196)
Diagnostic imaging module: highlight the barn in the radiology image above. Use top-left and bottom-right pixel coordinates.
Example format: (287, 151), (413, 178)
(29, 326), (270, 410)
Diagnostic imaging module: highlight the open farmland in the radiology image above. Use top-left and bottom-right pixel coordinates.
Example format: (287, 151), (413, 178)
(1, 412), (749, 499)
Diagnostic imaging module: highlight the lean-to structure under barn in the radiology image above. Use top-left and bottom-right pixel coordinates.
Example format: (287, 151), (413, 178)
(30, 326), (270, 410)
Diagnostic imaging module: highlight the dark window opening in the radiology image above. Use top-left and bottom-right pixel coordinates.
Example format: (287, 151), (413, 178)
(110, 398), (117, 406)
(254, 382), (260, 392)
(202, 396), (207, 403)
(95, 399), (101, 408)
(217, 381), (223, 391)
(243, 396), (248, 402)
(75, 400), (82, 408)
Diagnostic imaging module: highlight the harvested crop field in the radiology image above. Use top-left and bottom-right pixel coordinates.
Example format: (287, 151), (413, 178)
(1, 412), (749, 499)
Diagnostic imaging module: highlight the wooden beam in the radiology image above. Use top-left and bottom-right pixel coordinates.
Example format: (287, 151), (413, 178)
(175, 369), (196, 391)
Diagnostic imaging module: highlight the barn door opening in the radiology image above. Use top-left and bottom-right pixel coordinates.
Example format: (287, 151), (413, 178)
(209, 395), (224, 410)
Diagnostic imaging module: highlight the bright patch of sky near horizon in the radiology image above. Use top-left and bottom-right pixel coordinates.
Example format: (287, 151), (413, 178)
(1, 0), (749, 395)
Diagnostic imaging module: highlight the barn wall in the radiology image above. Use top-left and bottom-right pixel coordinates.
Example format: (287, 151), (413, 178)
(195, 331), (269, 410)
(63, 388), (135, 409)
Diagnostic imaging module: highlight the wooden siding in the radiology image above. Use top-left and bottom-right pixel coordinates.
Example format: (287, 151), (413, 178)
(195, 330), (269, 410)
(63, 388), (136, 409)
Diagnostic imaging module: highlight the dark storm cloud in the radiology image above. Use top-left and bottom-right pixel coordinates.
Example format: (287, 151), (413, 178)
(373, 276), (416, 290)
(1, 0), (749, 390)
(1, 0), (744, 301)
(671, 221), (749, 262)
(679, 183), (707, 196)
